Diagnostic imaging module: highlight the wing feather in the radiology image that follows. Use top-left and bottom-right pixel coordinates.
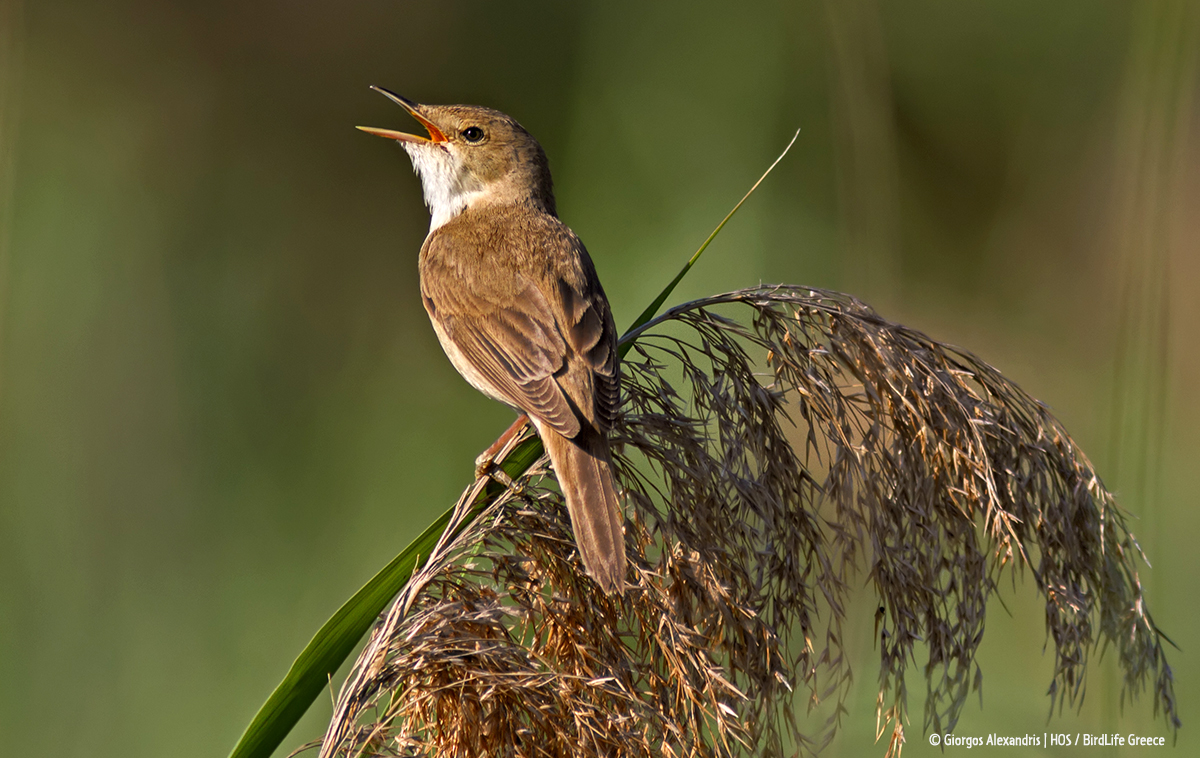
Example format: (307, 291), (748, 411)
(420, 211), (619, 438)
(556, 273), (619, 432)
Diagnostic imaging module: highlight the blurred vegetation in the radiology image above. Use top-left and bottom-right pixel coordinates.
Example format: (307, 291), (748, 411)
(0, 1), (1195, 756)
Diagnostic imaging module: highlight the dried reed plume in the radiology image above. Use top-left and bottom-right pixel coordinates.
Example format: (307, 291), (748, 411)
(304, 285), (1178, 758)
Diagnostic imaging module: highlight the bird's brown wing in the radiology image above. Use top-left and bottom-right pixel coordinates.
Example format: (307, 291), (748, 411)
(420, 242), (582, 438)
(554, 267), (619, 433)
(420, 214), (619, 438)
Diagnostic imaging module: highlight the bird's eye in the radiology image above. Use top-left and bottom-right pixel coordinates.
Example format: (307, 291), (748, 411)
(461, 126), (485, 143)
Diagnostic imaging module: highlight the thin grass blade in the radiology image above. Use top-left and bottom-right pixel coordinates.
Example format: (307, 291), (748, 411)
(622, 127), (800, 348)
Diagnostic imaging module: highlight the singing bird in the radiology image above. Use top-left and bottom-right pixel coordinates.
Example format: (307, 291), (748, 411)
(358, 87), (625, 594)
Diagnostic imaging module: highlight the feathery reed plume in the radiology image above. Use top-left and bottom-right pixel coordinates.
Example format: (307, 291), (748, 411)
(306, 285), (1177, 758)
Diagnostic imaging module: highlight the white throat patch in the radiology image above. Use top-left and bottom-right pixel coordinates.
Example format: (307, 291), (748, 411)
(402, 143), (487, 232)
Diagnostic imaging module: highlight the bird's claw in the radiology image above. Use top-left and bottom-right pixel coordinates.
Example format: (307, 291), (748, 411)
(476, 454), (524, 495)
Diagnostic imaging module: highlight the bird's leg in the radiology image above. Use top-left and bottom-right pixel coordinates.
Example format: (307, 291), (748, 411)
(475, 414), (531, 490)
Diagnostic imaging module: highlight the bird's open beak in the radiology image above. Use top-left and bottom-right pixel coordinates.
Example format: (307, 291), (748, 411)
(356, 86), (447, 144)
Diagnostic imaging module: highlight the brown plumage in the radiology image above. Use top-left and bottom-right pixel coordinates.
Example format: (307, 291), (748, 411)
(359, 88), (625, 593)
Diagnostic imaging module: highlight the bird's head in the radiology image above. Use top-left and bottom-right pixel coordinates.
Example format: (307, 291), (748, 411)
(358, 87), (555, 231)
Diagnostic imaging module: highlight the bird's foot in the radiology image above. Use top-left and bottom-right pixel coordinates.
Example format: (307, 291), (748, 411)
(482, 414), (530, 461)
(474, 449), (493, 480)
(475, 455), (524, 495)
(474, 414), (532, 494)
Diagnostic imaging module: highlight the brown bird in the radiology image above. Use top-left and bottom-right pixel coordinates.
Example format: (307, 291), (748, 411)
(358, 87), (625, 594)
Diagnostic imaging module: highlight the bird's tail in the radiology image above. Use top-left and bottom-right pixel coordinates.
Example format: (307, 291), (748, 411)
(540, 426), (626, 594)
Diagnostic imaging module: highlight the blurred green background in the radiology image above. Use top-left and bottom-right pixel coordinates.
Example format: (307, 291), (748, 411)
(0, 0), (1196, 755)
